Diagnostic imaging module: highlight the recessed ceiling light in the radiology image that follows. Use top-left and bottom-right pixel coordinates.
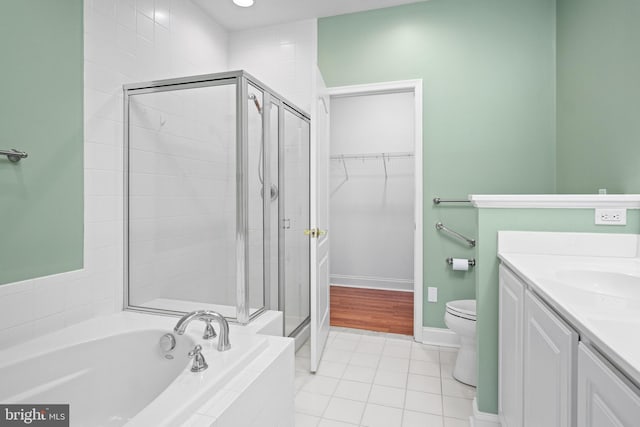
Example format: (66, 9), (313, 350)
(233, 0), (254, 7)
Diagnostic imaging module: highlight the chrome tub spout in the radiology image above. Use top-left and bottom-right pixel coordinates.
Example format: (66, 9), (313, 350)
(174, 310), (231, 352)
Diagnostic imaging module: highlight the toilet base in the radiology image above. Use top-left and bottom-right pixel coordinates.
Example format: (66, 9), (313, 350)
(452, 337), (477, 387)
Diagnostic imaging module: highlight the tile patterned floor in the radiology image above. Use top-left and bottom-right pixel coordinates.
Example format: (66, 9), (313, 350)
(294, 327), (475, 427)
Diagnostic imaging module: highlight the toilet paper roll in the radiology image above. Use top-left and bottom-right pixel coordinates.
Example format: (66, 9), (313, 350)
(452, 258), (469, 271)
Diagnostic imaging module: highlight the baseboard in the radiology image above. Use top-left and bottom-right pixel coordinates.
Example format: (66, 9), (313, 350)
(421, 326), (460, 348)
(330, 275), (413, 292)
(470, 397), (500, 427)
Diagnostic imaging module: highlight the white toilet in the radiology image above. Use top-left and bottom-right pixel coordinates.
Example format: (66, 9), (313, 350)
(444, 299), (477, 387)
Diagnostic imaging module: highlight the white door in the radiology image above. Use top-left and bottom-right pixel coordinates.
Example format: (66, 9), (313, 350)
(310, 68), (331, 372)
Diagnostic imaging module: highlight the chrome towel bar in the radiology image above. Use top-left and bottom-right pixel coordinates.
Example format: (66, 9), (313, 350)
(433, 197), (470, 205)
(1, 149), (28, 163)
(436, 222), (476, 247)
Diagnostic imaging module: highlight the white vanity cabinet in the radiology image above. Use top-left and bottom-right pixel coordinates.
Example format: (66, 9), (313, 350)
(523, 289), (577, 427)
(577, 343), (640, 427)
(499, 264), (577, 427)
(497, 231), (640, 427)
(498, 265), (524, 427)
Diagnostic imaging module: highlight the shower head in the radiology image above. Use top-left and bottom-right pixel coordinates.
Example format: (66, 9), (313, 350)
(248, 93), (262, 115)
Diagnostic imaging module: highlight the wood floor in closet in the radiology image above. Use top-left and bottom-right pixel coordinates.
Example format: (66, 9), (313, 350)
(329, 285), (414, 336)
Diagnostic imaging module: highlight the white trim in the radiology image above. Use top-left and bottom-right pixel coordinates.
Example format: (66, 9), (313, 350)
(328, 80), (419, 97)
(421, 326), (460, 348)
(331, 283), (414, 293)
(328, 79), (424, 342)
(470, 397), (500, 427)
(330, 274), (413, 292)
(470, 194), (640, 209)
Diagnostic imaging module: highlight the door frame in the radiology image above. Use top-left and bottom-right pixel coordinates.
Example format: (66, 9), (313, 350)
(327, 79), (424, 341)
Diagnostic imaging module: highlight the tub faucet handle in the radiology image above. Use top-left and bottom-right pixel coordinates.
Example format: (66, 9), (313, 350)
(202, 319), (217, 340)
(188, 345), (208, 372)
(174, 310), (231, 352)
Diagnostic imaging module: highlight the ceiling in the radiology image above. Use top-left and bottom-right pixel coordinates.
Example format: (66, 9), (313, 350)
(193, 0), (428, 31)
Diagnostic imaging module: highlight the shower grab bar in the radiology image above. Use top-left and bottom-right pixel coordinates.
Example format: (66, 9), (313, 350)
(435, 222), (476, 247)
(433, 197), (470, 205)
(1, 149), (28, 163)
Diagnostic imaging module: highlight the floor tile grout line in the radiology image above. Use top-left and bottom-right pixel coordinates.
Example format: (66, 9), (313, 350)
(297, 328), (475, 426)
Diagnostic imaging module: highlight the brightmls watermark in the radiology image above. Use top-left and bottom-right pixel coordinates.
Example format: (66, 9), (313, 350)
(0, 405), (68, 426)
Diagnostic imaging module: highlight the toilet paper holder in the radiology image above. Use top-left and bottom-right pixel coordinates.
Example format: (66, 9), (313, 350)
(446, 257), (476, 267)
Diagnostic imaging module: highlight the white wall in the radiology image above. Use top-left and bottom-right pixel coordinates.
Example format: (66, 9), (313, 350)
(330, 92), (415, 291)
(0, 0), (230, 348)
(0, 3), (319, 347)
(229, 19), (317, 114)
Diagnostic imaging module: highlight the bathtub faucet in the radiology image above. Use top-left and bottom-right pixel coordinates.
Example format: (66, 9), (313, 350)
(174, 310), (231, 352)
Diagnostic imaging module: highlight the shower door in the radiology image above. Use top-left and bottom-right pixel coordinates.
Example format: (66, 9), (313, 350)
(281, 107), (311, 337)
(126, 82), (240, 318)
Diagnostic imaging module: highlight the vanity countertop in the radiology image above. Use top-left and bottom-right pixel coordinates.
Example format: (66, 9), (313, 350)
(498, 231), (640, 387)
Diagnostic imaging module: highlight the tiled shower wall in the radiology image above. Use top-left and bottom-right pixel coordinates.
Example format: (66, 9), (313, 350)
(0, 0), (318, 348)
(127, 86), (236, 307)
(229, 19), (317, 115)
(0, 0), (229, 347)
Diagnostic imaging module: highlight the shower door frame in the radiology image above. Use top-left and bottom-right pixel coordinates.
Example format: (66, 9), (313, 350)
(122, 70), (311, 326)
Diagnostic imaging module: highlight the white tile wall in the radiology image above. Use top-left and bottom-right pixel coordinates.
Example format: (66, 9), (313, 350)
(0, 0), (229, 348)
(0, 3), (319, 349)
(127, 85), (236, 307)
(229, 19), (317, 114)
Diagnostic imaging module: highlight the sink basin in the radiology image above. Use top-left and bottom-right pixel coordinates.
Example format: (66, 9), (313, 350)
(555, 270), (640, 299)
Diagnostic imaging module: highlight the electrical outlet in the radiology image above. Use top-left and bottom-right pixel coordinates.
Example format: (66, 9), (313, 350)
(595, 208), (627, 225)
(427, 287), (438, 303)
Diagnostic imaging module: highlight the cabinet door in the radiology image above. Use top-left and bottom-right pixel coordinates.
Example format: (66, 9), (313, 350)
(578, 343), (640, 427)
(524, 291), (577, 427)
(499, 265), (525, 427)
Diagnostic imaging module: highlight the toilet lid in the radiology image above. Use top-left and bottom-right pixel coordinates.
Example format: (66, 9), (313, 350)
(446, 299), (476, 320)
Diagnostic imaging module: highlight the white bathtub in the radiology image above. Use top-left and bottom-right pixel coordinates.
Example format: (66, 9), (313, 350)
(0, 312), (294, 427)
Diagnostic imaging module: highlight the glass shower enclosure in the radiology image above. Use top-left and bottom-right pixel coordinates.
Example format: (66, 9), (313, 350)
(123, 71), (310, 335)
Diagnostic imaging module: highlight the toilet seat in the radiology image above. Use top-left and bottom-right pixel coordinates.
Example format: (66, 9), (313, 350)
(446, 299), (476, 321)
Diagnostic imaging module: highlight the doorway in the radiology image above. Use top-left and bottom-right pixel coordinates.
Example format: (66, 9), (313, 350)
(327, 80), (423, 340)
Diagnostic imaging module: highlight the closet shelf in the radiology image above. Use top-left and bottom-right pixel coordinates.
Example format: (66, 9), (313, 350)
(331, 151), (414, 180)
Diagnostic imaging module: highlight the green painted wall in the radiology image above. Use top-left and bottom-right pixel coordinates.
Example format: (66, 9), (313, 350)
(556, 0), (640, 193)
(318, 0), (557, 328)
(475, 208), (640, 413)
(0, 0), (84, 285)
